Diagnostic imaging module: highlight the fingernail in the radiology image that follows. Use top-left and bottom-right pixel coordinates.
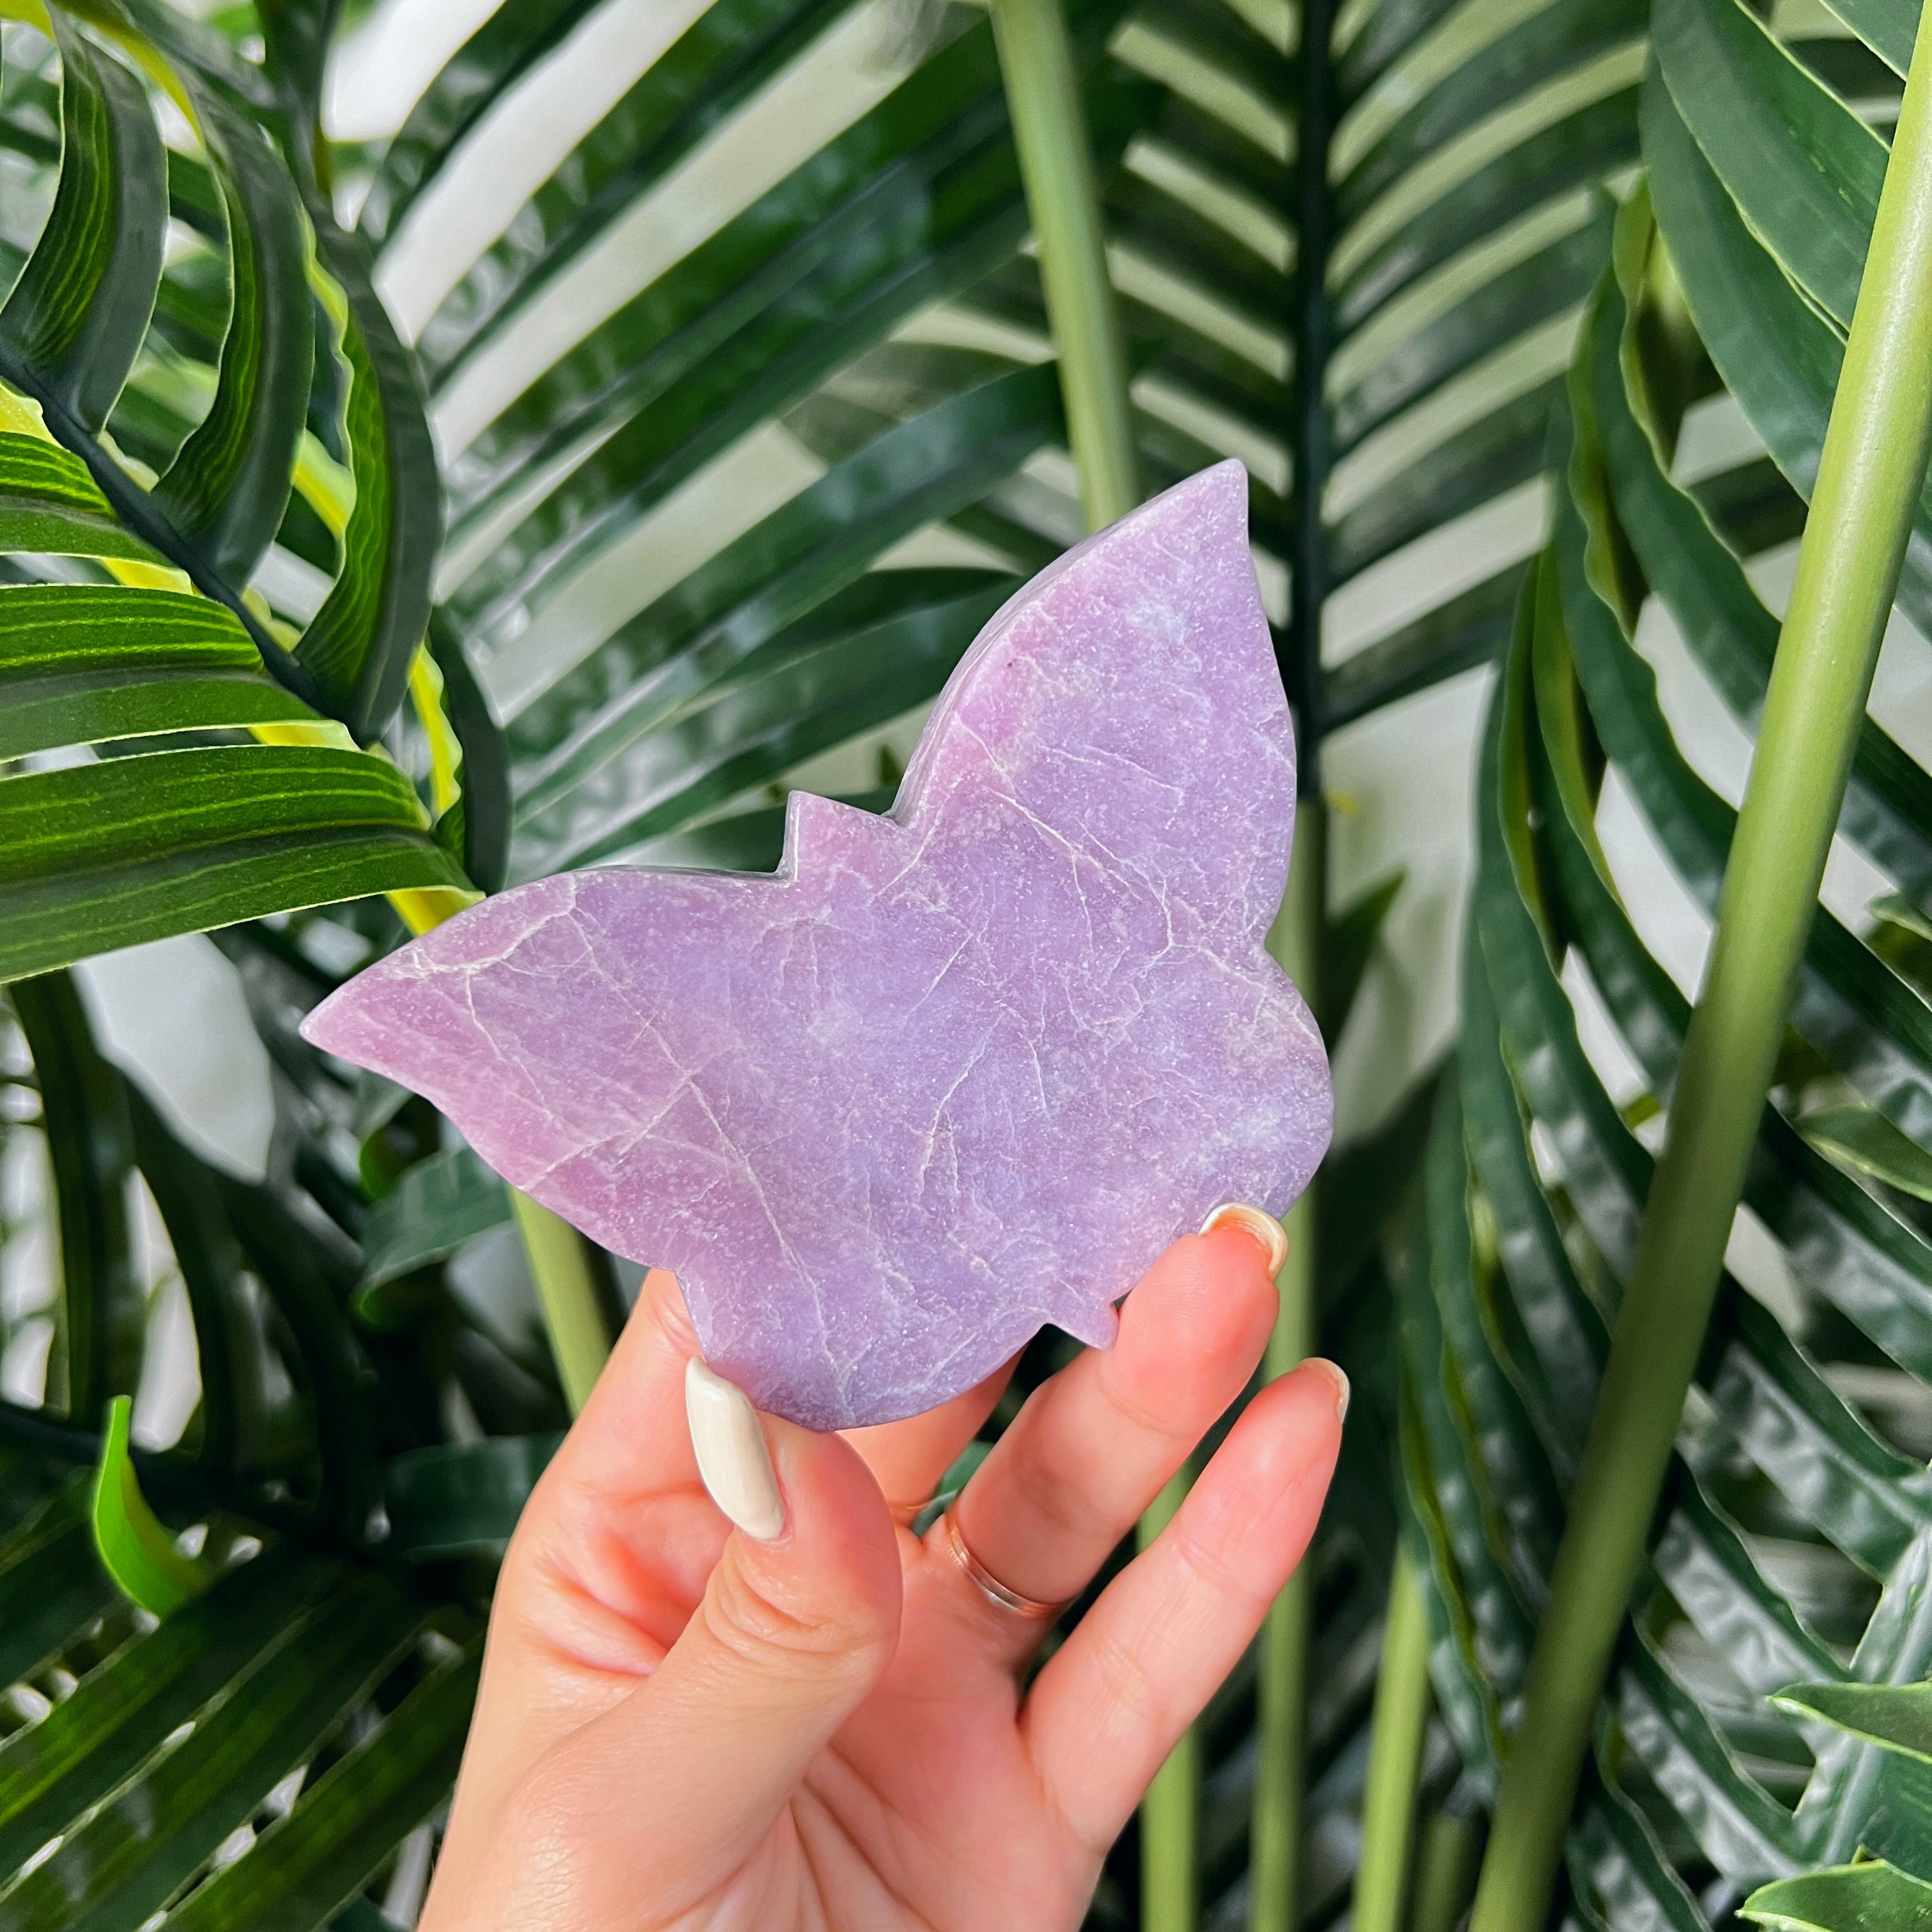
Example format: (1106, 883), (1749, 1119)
(686, 1357), (785, 1541)
(1308, 1358), (1351, 1425)
(1200, 1202), (1289, 1276)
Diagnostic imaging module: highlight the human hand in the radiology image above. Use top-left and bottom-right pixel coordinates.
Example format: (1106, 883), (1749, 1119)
(419, 1209), (1347, 1932)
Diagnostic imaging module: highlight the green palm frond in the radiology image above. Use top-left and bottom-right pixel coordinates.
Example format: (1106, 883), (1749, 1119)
(1407, 6), (1932, 1917)
(0, 968), (507, 1928)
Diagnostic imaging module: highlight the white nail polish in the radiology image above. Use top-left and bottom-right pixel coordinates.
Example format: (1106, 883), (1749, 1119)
(1200, 1202), (1289, 1277)
(1310, 1358), (1351, 1425)
(686, 1358), (785, 1541)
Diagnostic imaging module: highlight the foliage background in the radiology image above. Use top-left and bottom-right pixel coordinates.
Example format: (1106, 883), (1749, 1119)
(3, 0), (1932, 1926)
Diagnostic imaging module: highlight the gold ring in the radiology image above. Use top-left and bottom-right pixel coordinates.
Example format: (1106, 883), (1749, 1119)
(937, 1503), (1068, 1621)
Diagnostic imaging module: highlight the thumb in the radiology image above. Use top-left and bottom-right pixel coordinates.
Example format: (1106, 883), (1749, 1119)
(540, 1360), (901, 1905)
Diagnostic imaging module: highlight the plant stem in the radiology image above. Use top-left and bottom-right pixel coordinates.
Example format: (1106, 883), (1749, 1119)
(1354, 1548), (1432, 1932)
(509, 1188), (612, 1415)
(1410, 1806), (1484, 1932)
(986, 0), (1138, 530)
(1250, 799), (1327, 1932)
(1468, 19), (1932, 1932)
(1140, 1464), (1200, 1932)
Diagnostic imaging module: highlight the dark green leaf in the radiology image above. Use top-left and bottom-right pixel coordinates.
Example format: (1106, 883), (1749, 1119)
(512, 568), (1015, 873)
(1742, 1862), (1932, 1932)
(1868, 1755), (1932, 1884)
(1589, 245), (1932, 916)
(1330, 374), (1564, 582)
(1655, 0), (1883, 332)
(418, 0), (855, 385)
(1814, 0), (1920, 74)
(1775, 1682), (1932, 1766)
(0, 745), (471, 983)
(1332, 207), (1614, 454)
(1335, 87), (1640, 333)
(217, 1171), (388, 1542)
(10, 968), (139, 1424)
(632, 785), (896, 875)
(150, 85), (313, 585)
(355, 0), (607, 245)
(0, 427), (165, 560)
(164, 1639), (480, 1931)
(1799, 1108), (1932, 1202)
(426, 615), (509, 893)
(0, 1480), (115, 1690)
(1559, 385), (1932, 1167)
(360, 1146), (510, 1288)
(0, 14), (164, 433)
(329, 1902), (406, 1932)
(293, 227), (440, 740)
(0, 1549), (338, 1878)
(385, 1434), (561, 1556)
(440, 26), (1151, 620)
(256, 0), (346, 127)
(503, 362), (1062, 854)
(123, 1082), (271, 1473)
(0, 582), (317, 756)
(0, 1572), (424, 1932)
(1337, 0), (1645, 229)
(1321, 869), (1404, 1041)
(1643, 70), (1932, 634)
(1322, 565), (1522, 730)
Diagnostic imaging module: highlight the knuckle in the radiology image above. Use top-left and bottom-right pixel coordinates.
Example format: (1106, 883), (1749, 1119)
(1008, 1453), (1114, 1545)
(1087, 1620), (1167, 1729)
(1101, 1368), (1184, 1443)
(700, 1555), (895, 1680)
(1170, 1523), (1264, 1613)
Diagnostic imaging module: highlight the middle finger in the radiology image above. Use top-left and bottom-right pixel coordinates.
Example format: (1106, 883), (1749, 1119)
(939, 1211), (1284, 1639)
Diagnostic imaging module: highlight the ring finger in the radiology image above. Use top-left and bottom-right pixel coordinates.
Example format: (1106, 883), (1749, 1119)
(932, 1209), (1285, 1652)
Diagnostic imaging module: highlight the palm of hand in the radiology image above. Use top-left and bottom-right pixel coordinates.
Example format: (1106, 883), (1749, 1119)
(422, 1233), (1343, 1932)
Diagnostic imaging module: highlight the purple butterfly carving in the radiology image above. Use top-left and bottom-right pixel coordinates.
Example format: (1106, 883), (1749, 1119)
(303, 462), (1331, 1430)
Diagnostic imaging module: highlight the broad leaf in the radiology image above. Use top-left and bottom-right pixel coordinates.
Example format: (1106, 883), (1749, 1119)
(0, 746), (471, 983)
(0, 583), (318, 756)
(0, 429), (165, 559)
(1743, 1862), (1932, 1932)
(1775, 1683), (1932, 1768)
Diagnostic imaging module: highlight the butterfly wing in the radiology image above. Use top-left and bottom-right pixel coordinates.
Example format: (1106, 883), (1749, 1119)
(894, 457), (1298, 937)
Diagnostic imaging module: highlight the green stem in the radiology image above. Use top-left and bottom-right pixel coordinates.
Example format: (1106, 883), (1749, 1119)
(986, 0), (1138, 530)
(509, 1189), (613, 1415)
(1354, 1548), (1432, 1932)
(1250, 800), (1327, 1932)
(1140, 1464), (1200, 1932)
(1468, 20), (1932, 1932)
(1411, 1807), (1483, 1932)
